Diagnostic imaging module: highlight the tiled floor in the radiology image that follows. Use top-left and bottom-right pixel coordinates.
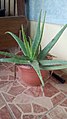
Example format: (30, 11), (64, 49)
(0, 63), (67, 119)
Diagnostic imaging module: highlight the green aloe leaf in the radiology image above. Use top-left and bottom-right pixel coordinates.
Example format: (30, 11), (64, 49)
(38, 24), (67, 59)
(39, 60), (67, 66)
(21, 26), (32, 58)
(40, 65), (67, 70)
(32, 11), (46, 59)
(32, 11), (41, 58)
(0, 51), (22, 59)
(40, 12), (46, 45)
(6, 32), (27, 56)
(0, 57), (30, 64)
(30, 60), (45, 87)
(29, 37), (32, 52)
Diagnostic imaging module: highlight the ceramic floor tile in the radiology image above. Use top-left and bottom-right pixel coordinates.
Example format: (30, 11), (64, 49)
(32, 103), (48, 113)
(34, 115), (43, 119)
(8, 75), (15, 81)
(2, 63), (13, 68)
(0, 63), (67, 119)
(0, 106), (12, 119)
(48, 105), (67, 119)
(65, 108), (67, 112)
(54, 83), (67, 95)
(13, 93), (34, 104)
(0, 76), (8, 81)
(23, 114), (49, 119)
(13, 80), (21, 86)
(17, 104), (32, 113)
(23, 115), (34, 119)
(44, 83), (59, 97)
(8, 85), (26, 96)
(60, 98), (67, 107)
(33, 97), (53, 110)
(0, 94), (5, 108)
(0, 81), (10, 88)
(24, 86), (43, 97)
(9, 104), (21, 119)
(0, 81), (13, 92)
(9, 66), (15, 72)
(0, 65), (6, 72)
(42, 115), (50, 119)
(2, 92), (15, 102)
(51, 92), (66, 106)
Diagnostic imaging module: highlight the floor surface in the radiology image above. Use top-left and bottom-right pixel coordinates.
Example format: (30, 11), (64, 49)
(0, 63), (67, 119)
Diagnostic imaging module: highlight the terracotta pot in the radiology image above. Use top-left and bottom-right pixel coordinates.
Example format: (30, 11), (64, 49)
(17, 65), (49, 86)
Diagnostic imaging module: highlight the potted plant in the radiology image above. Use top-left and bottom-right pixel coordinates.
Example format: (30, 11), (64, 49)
(0, 11), (67, 87)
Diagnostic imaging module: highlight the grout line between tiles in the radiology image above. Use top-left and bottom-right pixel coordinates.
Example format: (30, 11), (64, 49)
(0, 104), (6, 110)
(41, 101), (66, 118)
(46, 114), (52, 119)
(50, 91), (65, 99)
(1, 93), (17, 119)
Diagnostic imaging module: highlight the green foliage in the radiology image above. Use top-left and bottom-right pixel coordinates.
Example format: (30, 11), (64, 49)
(0, 11), (67, 87)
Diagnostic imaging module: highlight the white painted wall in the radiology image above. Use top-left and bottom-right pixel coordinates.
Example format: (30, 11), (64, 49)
(29, 21), (67, 60)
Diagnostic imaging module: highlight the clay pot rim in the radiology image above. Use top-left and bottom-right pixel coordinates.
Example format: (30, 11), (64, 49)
(17, 64), (32, 69)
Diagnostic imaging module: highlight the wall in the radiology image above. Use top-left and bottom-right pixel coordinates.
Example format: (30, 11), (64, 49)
(29, 21), (67, 60)
(26, 0), (67, 25)
(26, 0), (67, 60)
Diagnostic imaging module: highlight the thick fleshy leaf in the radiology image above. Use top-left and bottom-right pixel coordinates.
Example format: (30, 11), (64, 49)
(6, 32), (27, 56)
(29, 37), (32, 55)
(40, 12), (46, 45)
(32, 12), (46, 59)
(30, 60), (45, 87)
(39, 60), (67, 66)
(21, 26), (32, 58)
(38, 24), (67, 59)
(40, 65), (67, 70)
(0, 51), (22, 59)
(0, 57), (30, 64)
(32, 11), (41, 58)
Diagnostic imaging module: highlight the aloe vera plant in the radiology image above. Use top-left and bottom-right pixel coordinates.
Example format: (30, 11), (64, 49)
(0, 11), (67, 87)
